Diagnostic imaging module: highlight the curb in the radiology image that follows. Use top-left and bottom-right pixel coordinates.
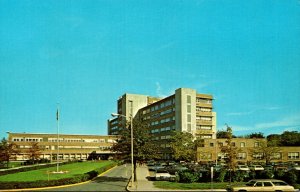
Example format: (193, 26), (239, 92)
(0, 165), (118, 192)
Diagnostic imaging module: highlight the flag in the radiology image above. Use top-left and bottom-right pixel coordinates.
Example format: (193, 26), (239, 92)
(56, 109), (59, 121)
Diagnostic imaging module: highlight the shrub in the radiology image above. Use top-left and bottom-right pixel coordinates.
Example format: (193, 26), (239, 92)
(274, 170), (285, 180)
(233, 171), (247, 182)
(284, 170), (298, 185)
(249, 171), (256, 179)
(217, 169), (227, 182)
(178, 170), (198, 183)
(256, 170), (274, 179)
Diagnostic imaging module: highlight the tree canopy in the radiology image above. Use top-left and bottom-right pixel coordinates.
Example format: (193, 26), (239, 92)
(169, 131), (199, 162)
(220, 125), (240, 184)
(27, 142), (43, 162)
(267, 131), (300, 146)
(111, 118), (161, 163)
(0, 138), (19, 168)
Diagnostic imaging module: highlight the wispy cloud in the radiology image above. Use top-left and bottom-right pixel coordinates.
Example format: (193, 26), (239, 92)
(226, 105), (281, 116)
(226, 111), (255, 116)
(221, 113), (300, 134)
(155, 82), (168, 98)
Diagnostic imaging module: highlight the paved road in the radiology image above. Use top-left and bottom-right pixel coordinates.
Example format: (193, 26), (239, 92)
(42, 164), (131, 191)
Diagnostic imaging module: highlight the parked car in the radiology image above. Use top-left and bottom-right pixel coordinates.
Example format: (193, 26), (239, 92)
(236, 165), (250, 172)
(288, 165), (300, 171)
(148, 163), (165, 171)
(274, 165), (288, 172)
(249, 165), (264, 171)
(155, 169), (173, 181)
(165, 164), (188, 174)
(232, 179), (296, 192)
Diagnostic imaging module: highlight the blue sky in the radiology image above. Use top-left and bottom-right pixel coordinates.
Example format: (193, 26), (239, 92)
(1, 0), (300, 139)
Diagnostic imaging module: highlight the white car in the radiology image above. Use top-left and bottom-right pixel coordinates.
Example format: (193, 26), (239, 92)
(249, 165), (264, 171)
(232, 179), (296, 192)
(236, 165), (250, 171)
(155, 169), (172, 181)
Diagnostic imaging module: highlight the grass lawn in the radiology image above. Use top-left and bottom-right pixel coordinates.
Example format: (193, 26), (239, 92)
(154, 181), (246, 190)
(0, 160), (114, 182)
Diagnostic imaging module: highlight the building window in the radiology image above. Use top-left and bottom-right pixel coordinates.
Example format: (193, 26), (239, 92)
(210, 143), (214, 147)
(187, 124), (191, 132)
(201, 135), (212, 139)
(200, 153), (212, 160)
(252, 153), (264, 160)
(187, 114), (191, 122)
(187, 95), (191, 103)
(271, 152), (282, 160)
(240, 142), (246, 147)
(254, 142), (260, 147)
(187, 105), (191, 113)
(288, 152), (299, 159)
(237, 152), (247, 160)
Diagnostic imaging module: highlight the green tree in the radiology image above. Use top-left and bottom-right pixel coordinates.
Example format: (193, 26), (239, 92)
(247, 132), (265, 138)
(217, 130), (237, 138)
(267, 131), (300, 146)
(0, 138), (19, 168)
(250, 139), (281, 165)
(27, 142), (43, 163)
(280, 131), (300, 146)
(267, 134), (281, 146)
(220, 125), (239, 184)
(111, 118), (160, 180)
(169, 131), (197, 162)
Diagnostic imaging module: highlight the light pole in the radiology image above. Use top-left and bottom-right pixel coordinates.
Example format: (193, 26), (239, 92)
(56, 104), (60, 172)
(111, 112), (134, 188)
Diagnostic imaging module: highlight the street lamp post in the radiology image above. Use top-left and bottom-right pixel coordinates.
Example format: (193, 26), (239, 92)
(111, 112), (134, 188)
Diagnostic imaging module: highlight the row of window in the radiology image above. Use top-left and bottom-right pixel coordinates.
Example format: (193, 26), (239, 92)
(196, 98), (212, 104)
(196, 107), (212, 112)
(196, 134), (213, 139)
(201, 152), (300, 160)
(152, 135), (172, 140)
(13, 138), (42, 142)
(197, 125), (212, 130)
(196, 116), (212, 121)
(209, 142), (258, 148)
(142, 108), (175, 120)
(18, 145), (112, 150)
(150, 125), (176, 134)
(142, 99), (176, 115)
(150, 116), (175, 126)
(13, 138), (114, 143)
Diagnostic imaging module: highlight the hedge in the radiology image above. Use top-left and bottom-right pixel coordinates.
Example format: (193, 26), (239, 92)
(0, 161), (117, 189)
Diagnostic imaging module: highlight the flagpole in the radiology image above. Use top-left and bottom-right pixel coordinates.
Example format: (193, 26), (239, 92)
(56, 104), (60, 172)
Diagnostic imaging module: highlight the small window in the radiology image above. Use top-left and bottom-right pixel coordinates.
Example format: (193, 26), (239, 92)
(240, 142), (245, 147)
(273, 181), (288, 186)
(263, 182), (273, 187)
(210, 143), (214, 147)
(187, 95), (191, 103)
(255, 182), (263, 187)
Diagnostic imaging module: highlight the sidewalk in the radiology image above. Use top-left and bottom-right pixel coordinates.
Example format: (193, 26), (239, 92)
(127, 165), (227, 192)
(127, 164), (161, 191)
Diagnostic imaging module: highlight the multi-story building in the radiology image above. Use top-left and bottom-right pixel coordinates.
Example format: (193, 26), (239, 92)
(197, 138), (300, 164)
(108, 88), (217, 159)
(7, 132), (118, 161)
